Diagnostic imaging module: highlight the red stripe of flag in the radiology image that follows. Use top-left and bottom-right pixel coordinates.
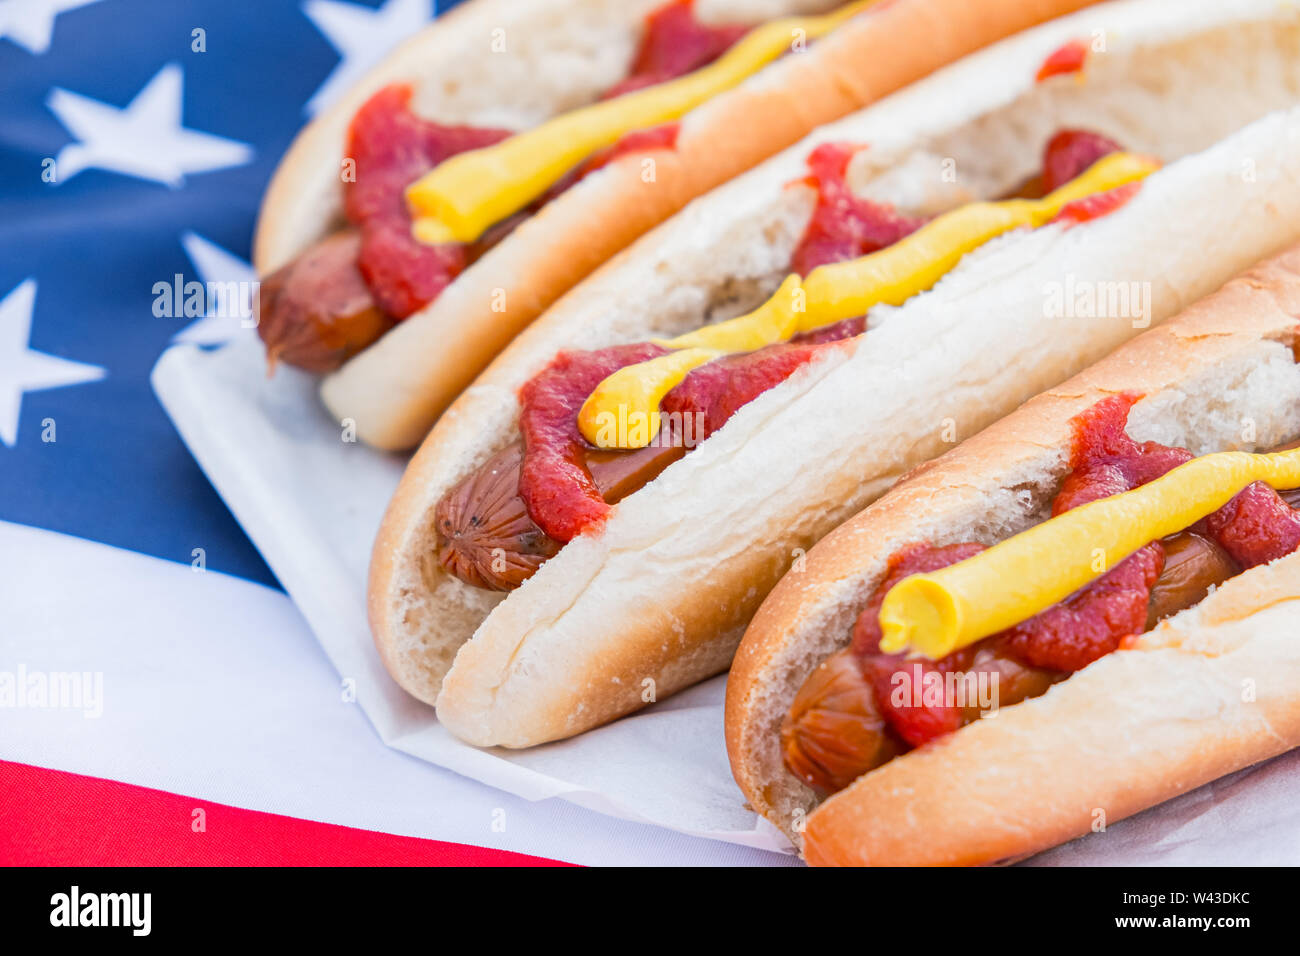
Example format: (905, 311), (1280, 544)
(0, 761), (572, 866)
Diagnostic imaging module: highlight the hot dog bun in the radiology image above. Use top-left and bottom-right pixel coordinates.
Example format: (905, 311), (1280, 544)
(256, 0), (836, 272)
(726, 243), (1300, 865)
(258, 0), (1097, 450)
(372, 0), (1300, 746)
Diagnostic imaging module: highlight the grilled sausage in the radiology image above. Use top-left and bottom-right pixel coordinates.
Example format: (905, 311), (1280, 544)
(257, 230), (392, 373)
(435, 439), (685, 591)
(1145, 531), (1240, 629)
(781, 530), (1246, 796)
(782, 645), (1059, 797)
(780, 649), (903, 797)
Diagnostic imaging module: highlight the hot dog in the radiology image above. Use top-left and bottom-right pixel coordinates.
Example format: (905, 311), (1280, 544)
(726, 242), (1300, 865)
(779, 509), (1256, 798)
(432, 126), (1119, 592)
(255, 0), (1086, 450)
(369, 0), (1300, 747)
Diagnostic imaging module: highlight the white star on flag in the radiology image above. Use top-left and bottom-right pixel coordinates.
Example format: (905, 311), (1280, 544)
(172, 233), (258, 347)
(0, 0), (101, 55)
(0, 279), (105, 448)
(46, 63), (254, 187)
(303, 0), (432, 117)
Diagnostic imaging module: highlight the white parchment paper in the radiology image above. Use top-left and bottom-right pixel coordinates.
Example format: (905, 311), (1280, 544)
(152, 335), (1300, 864)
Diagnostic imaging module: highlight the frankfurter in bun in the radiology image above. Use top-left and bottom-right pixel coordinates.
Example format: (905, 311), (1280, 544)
(256, 0), (1087, 450)
(725, 240), (1300, 865)
(371, 0), (1300, 746)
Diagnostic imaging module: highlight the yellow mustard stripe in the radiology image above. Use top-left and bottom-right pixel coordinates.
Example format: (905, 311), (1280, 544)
(406, 0), (879, 244)
(798, 150), (1156, 319)
(578, 151), (1158, 449)
(578, 347), (722, 452)
(878, 447), (1300, 660)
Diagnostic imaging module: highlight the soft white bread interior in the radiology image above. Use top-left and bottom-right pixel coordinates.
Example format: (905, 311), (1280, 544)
(304, 0), (1096, 449)
(727, 244), (1300, 864)
(372, 0), (1300, 745)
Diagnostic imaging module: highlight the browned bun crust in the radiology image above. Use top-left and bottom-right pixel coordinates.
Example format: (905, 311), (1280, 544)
(726, 244), (1300, 865)
(260, 0), (1099, 450)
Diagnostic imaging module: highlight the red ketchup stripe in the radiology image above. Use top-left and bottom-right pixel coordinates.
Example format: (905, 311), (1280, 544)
(601, 0), (750, 99)
(0, 761), (571, 867)
(1051, 181), (1142, 226)
(790, 142), (925, 276)
(1036, 38), (1089, 82)
(1040, 129), (1122, 194)
(344, 85), (511, 319)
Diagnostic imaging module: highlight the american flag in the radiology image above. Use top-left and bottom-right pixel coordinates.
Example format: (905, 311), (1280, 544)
(7, 0), (1296, 870)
